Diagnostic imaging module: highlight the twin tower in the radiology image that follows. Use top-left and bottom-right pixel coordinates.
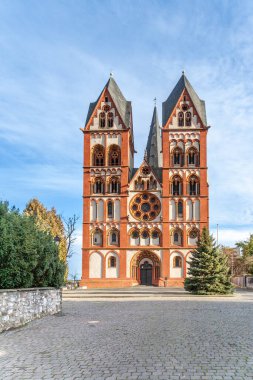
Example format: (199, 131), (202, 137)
(80, 73), (209, 288)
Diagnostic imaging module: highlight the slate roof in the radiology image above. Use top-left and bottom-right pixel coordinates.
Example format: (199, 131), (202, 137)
(162, 73), (207, 127)
(85, 77), (132, 131)
(146, 106), (162, 168)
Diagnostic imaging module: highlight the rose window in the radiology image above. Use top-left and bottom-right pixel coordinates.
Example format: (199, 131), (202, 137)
(141, 166), (150, 175)
(130, 192), (161, 221)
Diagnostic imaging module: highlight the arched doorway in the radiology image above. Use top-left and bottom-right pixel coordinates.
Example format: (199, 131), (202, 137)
(140, 261), (152, 285)
(131, 251), (160, 286)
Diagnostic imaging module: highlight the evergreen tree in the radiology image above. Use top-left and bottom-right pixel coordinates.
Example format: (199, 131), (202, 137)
(184, 227), (233, 295)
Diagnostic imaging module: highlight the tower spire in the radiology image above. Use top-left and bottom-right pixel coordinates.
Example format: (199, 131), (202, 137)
(145, 105), (162, 168)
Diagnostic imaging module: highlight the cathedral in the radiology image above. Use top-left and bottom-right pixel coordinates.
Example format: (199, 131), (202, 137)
(80, 73), (209, 288)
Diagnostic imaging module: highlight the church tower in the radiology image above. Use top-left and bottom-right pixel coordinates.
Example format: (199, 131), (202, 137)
(161, 72), (209, 286)
(80, 73), (209, 288)
(80, 76), (135, 287)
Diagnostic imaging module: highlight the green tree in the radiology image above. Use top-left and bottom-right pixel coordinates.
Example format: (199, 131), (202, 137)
(184, 227), (233, 295)
(0, 201), (65, 289)
(236, 234), (253, 274)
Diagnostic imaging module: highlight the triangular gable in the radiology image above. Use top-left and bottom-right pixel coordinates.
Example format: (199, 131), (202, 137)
(129, 159), (162, 191)
(162, 74), (207, 128)
(84, 77), (132, 132)
(163, 87), (207, 130)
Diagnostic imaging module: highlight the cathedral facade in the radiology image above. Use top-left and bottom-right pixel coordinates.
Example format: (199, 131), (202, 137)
(80, 73), (209, 288)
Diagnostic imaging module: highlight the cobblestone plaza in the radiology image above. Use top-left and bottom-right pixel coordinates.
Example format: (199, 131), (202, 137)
(1, 290), (253, 380)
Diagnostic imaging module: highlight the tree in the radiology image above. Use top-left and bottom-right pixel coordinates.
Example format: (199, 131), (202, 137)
(184, 227), (233, 295)
(235, 235), (253, 274)
(0, 201), (65, 289)
(24, 199), (67, 262)
(63, 214), (79, 258)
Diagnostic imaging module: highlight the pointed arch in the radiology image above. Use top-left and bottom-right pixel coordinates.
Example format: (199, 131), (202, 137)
(108, 144), (121, 166)
(171, 175), (183, 196)
(92, 144), (105, 166)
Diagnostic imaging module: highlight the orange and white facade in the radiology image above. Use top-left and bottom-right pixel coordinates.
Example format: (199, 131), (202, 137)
(80, 73), (209, 288)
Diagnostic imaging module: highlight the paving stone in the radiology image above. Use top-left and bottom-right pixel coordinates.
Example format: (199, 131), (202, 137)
(0, 292), (253, 379)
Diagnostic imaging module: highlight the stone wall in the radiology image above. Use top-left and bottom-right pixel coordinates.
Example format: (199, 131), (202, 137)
(0, 288), (62, 333)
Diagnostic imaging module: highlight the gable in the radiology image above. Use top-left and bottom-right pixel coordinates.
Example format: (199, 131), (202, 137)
(128, 161), (162, 191)
(163, 88), (206, 130)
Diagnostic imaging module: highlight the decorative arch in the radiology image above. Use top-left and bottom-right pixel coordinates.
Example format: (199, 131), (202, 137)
(171, 175), (183, 196)
(171, 227), (183, 246)
(92, 176), (105, 194)
(92, 144), (105, 166)
(171, 147), (184, 167)
(107, 176), (121, 194)
(91, 227), (103, 246)
(187, 146), (199, 166)
(106, 199), (114, 219)
(89, 251), (103, 278)
(178, 111), (184, 127)
(187, 227), (199, 246)
(107, 227), (120, 246)
(187, 175), (200, 196)
(150, 227), (161, 246)
(105, 251), (119, 278)
(170, 251), (184, 278)
(185, 111), (192, 126)
(108, 144), (121, 166)
(131, 250), (161, 285)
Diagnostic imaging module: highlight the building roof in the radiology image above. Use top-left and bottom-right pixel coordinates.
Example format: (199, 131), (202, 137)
(85, 77), (132, 131)
(145, 106), (162, 168)
(162, 73), (207, 127)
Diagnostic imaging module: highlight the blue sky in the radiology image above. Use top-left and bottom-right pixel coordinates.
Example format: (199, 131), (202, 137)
(1, 0), (253, 277)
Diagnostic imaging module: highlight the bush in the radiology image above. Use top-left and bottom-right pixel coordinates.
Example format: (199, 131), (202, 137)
(0, 202), (65, 289)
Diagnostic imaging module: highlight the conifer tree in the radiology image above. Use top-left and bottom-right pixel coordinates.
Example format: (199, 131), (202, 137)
(184, 227), (233, 295)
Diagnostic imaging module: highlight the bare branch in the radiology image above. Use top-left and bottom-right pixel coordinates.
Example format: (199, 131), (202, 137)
(63, 214), (79, 259)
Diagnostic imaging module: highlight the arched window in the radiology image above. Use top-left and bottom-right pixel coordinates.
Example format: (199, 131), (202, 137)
(188, 147), (199, 166)
(172, 229), (183, 246)
(172, 176), (182, 195)
(151, 229), (161, 245)
(93, 178), (104, 194)
(109, 177), (120, 194)
(92, 145), (104, 166)
(172, 147), (183, 167)
(178, 111), (184, 127)
(178, 201), (183, 218)
(131, 230), (139, 239)
(141, 230), (149, 239)
(188, 175), (200, 196)
(173, 256), (182, 268)
(99, 112), (106, 128)
(107, 112), (114, 128)
(107, 201), (114, 218)
(185, 112), (191, 126)
(108, 145), (121, 166)
(108, 229), (119, 246)
(108, 256), (116, 268)
(92, 229), (103, 246)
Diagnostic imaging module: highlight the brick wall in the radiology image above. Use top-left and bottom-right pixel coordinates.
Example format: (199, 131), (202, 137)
(0, 288), (62, 333)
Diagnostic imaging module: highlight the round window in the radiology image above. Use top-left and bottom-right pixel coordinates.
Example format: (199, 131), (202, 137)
(129, 192), (161, 221)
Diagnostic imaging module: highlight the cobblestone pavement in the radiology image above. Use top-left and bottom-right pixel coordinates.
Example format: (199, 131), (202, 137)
(0, 291), (253, 380)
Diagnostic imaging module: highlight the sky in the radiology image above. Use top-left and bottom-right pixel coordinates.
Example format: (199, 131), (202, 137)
(1, 0), (253, 278)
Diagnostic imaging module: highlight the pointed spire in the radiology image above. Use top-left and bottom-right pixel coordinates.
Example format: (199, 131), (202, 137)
(145, 106), (162, 168)
(144, 149), (148, 162)
(162, 72), (207, 127)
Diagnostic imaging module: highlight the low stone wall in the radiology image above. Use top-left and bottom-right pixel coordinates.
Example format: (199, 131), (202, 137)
(0, 288), (62, 333)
